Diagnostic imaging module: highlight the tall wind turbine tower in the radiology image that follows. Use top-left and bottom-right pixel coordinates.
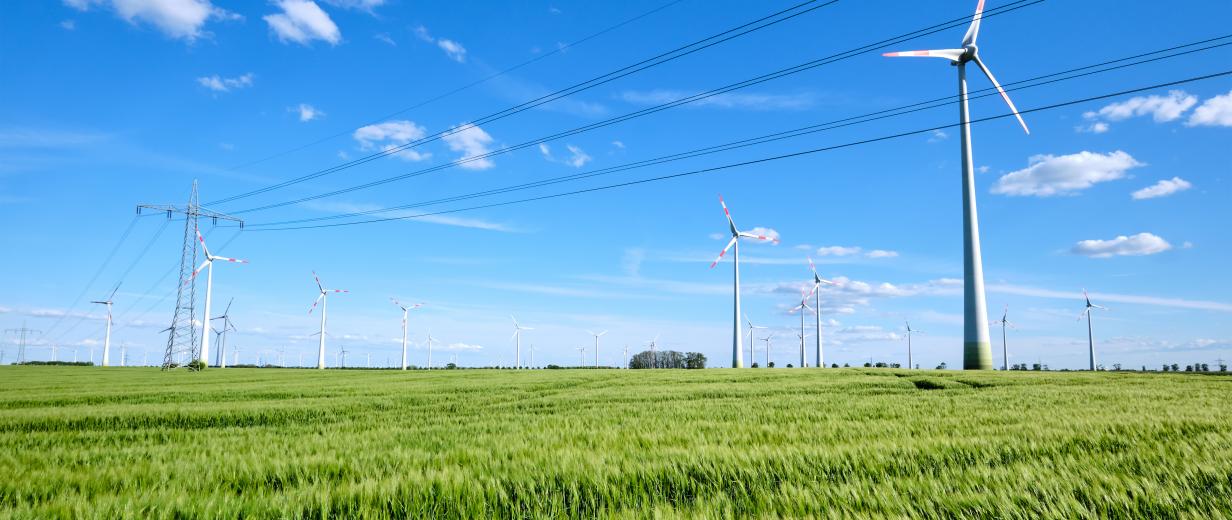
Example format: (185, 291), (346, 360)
(789, 287), (813, 367)
(744, 315), (766, 365)
(189, 228), (247, 369)
(710, 195), (778, 368)
(992, 305), (1014, 370)
(391, 298), (423, 370)
(210, 298), (236, 368)
(760, 333), (774, 368)
(576, 346), (586, 366)
(308, 272), (347, 369)
(884, 0), (1029, 370)
(511, 316), (532, 368)
(1080, 289), (1106, 371)
(586, 330), (607, 367)
(426, 330), (434, 369)
(807, 258), (836, 368)
(90, 284), (120, 367)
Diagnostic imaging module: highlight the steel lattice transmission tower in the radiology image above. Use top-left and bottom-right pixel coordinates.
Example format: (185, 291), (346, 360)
(138, 181), (243, 370)
(5, 321), (41, 364)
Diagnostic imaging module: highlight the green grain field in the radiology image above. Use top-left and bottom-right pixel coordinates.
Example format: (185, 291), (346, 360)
(1, 366), (1230, 518)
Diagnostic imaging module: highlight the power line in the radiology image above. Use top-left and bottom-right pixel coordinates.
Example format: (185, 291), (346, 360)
(206, 0), (844, 206)
(242, 69), (1232, 232)
(38, 215), (138, 340)
(223, 0), (688, 172)
(224, 0), (1042, 214)
(245, 34), (1232, 228)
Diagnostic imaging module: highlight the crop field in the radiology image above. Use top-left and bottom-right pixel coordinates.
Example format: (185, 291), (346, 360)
(1, 367), (1230, 518)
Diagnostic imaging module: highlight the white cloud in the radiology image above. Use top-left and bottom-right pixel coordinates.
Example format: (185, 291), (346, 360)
(926, 129), (948, 143)
(865, 249), (898, 259)
(611, 140), (625, 149)
(64, 0), (238, 41)
(196, 73), (254, 92)
(444, 342), (483, 351)
(618, 89), (814, 110)
(816, 245), (861, 256)
(436, 39), (467, 63)
(834, 325), (901, 343)
(1071, 232), (1172, 258)
(442, 124), (495, 170)
(264, 0), (341, 46)
(412, 25), (466, 62)
(302, 200), (514, 232)
(373, 32), (395, 46)
(538, 143), (591, 167)
(1186, 89), (1232, 127)
(742, 227), (780, 244)
(987, 284), (1232, 313)
(991, 150), (1143, 197)
(1084, 90), (1197, 124)
(322, 0), (384, 12)
(294, 103), (323, 122)
(1131, 177), (1191, 200)
(60, 19), (77, 30)
(1076, 121), (1109, 134)
(352, 120), (430, 162)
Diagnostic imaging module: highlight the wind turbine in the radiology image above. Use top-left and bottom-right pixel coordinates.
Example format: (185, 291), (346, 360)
(210, 298), (236, 369)
(647, 335), (660, 368)
(576, 346), (586, 366)
(426, 330), (434, 369)
(308, 271), (347, 369)
(709, 195), (779, 368)
(884, 0), (1029, 370)
(391, 298), (423, 370)
(760, 333), (774, 368)
(528, 344), (536, 368)
(905, 321), (923, 369)
(789, 287), (813, 368)
(90, 283), (120, 367)
(744, 315), (767, 365)
(807, 257), (836, 368)
(189, 227), (248, 369)
(623, 344), (629, 369)
(511, 316), (532, 369)
(1080, 289), (1107, 371)
(586, 330), (607, 367)
(991, 305), (1014, 370)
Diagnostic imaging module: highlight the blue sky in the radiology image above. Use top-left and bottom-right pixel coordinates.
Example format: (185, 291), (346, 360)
(2, 0), (1231, 370)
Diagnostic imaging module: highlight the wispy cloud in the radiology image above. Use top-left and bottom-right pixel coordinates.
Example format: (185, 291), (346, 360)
(538, 143), (591, 167)
(991, 150), (1143, 197)
(352, 120), (430, 161)
(264, 0), (341, 46)
(1071, 232), (1172, 258)
(1131, 177), (1191, 200)
(987, 284), (1232, 313)
(1186, 89), (1232, 127)
(293, 103), (324, 122)
(300, 200), (515, 231)
(442, 124), (495, 170)
(65, 0), (240, 41)
(1081, 90), (1197, 133)
(196, 73), (254, 93)
(413, 25), (467, 62)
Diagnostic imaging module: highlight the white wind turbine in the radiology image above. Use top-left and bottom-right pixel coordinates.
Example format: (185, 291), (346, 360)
(647, 335), (660, 368)
(789, 287), (813, 368)
(308, 271), (347, 369)
(576, 346), (586, 366)
(189, 228), (247, 368)
(511, 316), (532, 368)
(760, 332), (774, 368)
(744, 315), (766, 366)
(210, 298), (236, 368)
(905, 321), (923, 369)
(586, 330), (607, 367)
(806, 257), (836, 368)
(426, 330), (434, 369)
(991, 305), (1014, 370)
(90, 283), (120, 367)
(391, 298), (423, 370)
(709, 195), (779, 368)
(1080, 289), (1106, 371)
(884, 0), (1028, 370)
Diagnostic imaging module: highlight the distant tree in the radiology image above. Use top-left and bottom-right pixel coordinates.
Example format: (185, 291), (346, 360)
(1032, 363), (1042, 371)
(831, 363), (839, 368)
(684, 352), (707, 369)
(843, 363), (849, 368)
(1171, 363), (1180, 372)
(890, 363), (901, 369)
(751, 362), (759, 368)
(1162, 364), (1170, 372)
(1112, 363), (1122, 371)
(187, 359), (205, 371)
(768, 362), (776, 368)
(786, 363), (794, 368)
(445, 363), (457, 370)
(936, 362), (947, 370)
(1185, 365), (1194, 372)
(1221, 364), (1228, 373)
(1200, 363), (1210, 372)
(863, 362), (872, 368)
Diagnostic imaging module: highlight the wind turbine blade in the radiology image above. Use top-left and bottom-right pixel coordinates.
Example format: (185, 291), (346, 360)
(108, 282), (122, 301)
(211, 255), (248, 264)
(718, 194), (736, 231)
(308, 293), (324, 314)
(972, 55), (1030, 134)
(1093, 304), (1108, 310)
(709, 236), (739, 269)
(224, 298), (233, 316)
(738, 231), (780, 244)
(511, 315), (520, 328)
(332, 289), (348, 293)
(185, 259), (211, 284)
(196, 227), (211, 258)
(962, 0), (986, 47)
(882, 49), (965, 60)
(312, 271), (324, 292)
(597, 330), (608, 337)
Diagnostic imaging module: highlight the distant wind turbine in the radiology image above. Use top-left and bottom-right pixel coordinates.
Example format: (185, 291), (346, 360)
(905, 321), (923, 369)
(789, 287), (813, 368)
(426, 330), (434, 369)
(647, 335), (660, 368)
(744, 314), (766, 365)
(806, 257), (836, 368)
(391, 298), (423, 370)
(511, 316), (532, 369)
(586, 330), (607, 367)
(884, 0), (1029, 370)
(710, 195), (779, 368)
(90, 283), (120, 367)
(210, 298), (236, 369)
(760, 333), (774, 368)
(991, 305), (1014, 370)
(1080, 289), (1107, 371)
(189, 227), (247, 368)
(576, 346), (586, 366)
(308, 271), (347, 370)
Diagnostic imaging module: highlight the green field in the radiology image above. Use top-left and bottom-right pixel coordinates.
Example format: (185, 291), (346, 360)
(2, 367), (1230, 518)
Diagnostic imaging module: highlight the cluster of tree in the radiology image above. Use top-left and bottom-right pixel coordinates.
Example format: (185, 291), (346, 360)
(1162, 363), (1226, 372)
(628, 350), (707, 369)
(1008, 363), (1050, 371)
(863, 362), (902, 368)
(11, 361), (94, 367)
